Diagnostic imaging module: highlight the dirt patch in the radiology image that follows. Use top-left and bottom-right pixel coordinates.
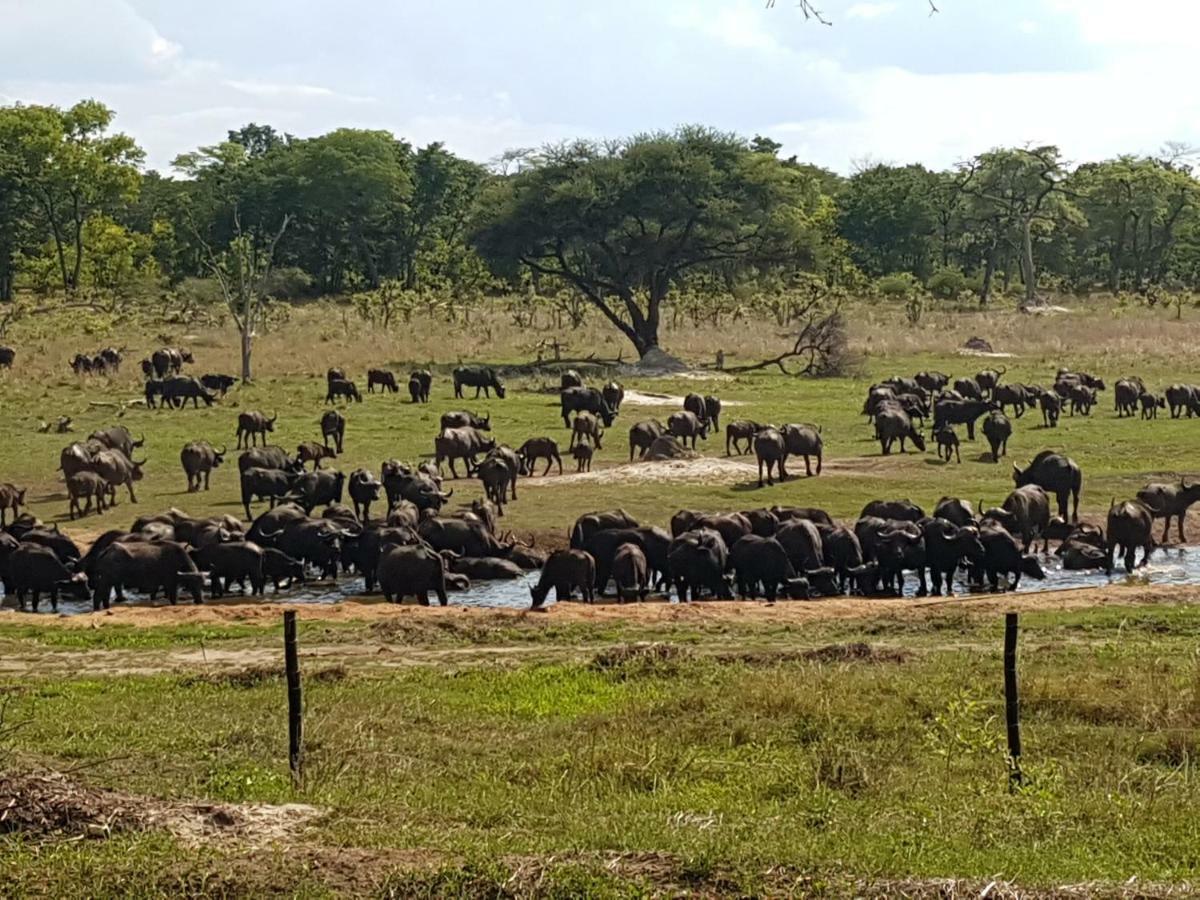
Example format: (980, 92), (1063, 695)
(523, 456), (758, 487)
(178, 663), (348, 689)
(0, 771), (321, 848)
(622, 389), (745, 407)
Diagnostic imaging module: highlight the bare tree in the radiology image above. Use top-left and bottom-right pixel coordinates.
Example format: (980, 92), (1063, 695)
(765, 0), (938, 25)
(728, 298), (848, 375)
(192, 209), (291, 382)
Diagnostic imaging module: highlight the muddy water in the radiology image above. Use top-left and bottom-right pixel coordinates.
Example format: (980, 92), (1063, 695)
(16, 547), (1200, 616)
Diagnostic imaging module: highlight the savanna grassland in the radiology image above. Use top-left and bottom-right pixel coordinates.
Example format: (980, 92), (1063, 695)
(4, 295), (1200, 897)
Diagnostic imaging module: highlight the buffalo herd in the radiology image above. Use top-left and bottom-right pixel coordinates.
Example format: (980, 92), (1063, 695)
(2, 354), (1199, 614)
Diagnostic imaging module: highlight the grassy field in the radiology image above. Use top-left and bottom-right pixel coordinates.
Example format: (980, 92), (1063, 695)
(0, 295), (1198, 538)
(3, 295), (1200, 896)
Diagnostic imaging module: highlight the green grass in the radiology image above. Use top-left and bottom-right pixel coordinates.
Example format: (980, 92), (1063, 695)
(6, 603), (1200, 894)
(2, 345), (1198, 541)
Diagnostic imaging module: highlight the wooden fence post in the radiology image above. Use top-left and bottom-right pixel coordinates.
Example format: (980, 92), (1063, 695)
(283, 610), (303, 786)
(1004, 612), (1022, 787)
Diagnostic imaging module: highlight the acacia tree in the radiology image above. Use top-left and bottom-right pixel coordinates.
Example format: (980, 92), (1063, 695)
(473, 127), (825, 359)
(175, 141), (292, 381)
(959, 146), (1073, 306)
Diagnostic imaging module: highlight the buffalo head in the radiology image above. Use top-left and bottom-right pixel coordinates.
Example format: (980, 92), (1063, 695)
(1019, 555), (1047, 580)
(267, 412), (278, 429)
(132, 459), (148, 481)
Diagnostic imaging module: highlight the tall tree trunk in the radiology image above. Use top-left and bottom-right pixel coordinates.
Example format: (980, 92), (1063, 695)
(240, 327), (253, 382)
(980, 244), (997, 306)
(1021, 218), (1037, 306)
(240, 293), (253, 382)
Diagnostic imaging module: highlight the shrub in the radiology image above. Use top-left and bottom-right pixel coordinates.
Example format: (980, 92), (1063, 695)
(927, 266), (967, 300)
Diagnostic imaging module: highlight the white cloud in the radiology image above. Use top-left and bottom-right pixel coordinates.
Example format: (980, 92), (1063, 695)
(669, 5), (781, 52)
(224, 80), (375, 104)
(846, 2), (898, 20)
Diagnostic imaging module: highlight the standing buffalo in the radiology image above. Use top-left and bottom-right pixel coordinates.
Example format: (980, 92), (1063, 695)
(162, 376), (216, 408)
(982, 410), (1011, 462)
(8, 544), (89, 611)
(1013, 451), (1081, 522)
(379, 544), (449, 605)
(240, 467), (300, 519)
(294, 469), (346, 514)
(150, 347), (193, 379)
(236, 411), (277, 449)
(367, 369), (398, 394)
(1136, 478), (1200, 543)
(435, 427), (496, 478)
(1165, 384), (1200, 419)
(0, 483), (25, 525)
(629, 420), (666, 460)
(1106, 499), (1156, 573)
(348, 469), (384, 521)
(453, 365), (505, 399)
(560, 387), (615, 428)
(602, 381), (625, 414)
(409, 370), (432, 403)
(296, 442), (337, 469)
(326, 378), (362, 404)
(200, 373), (237, 396)
(933, 398), (994, 441)
(530, 549), (596, 607)
(0, 346), (14, 368)
(66, 471), (108, 519)
(239, 446), (301, 474)
(89, 426), (144, 460)
(518, 437), (563, 476)
(975, 367), (1006, 396)
(321, 410), (346, 454)
(875, 407), (924, 455)
(560, 369), (584, 390)
(92, 449), (146, 504)
(781, 424), (822, 476)
(441, 410), (490, 431)
(570, 412), (604, 449)
(1039, 391), (1061, 428)
(754, 427), (788, 487)
(667, 411), (707, 449)
(725, 420), (765, 456)
(180, 441), (226, 492)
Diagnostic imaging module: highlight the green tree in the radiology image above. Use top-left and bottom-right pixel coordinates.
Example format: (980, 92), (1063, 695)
(837, 163), (939, 278)
(474, 127), (826, 358)
(959, 146), (1073, 305)
(0, 100), (143, 294)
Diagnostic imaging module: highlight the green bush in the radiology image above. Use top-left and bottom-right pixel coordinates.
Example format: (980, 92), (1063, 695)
(927, 266), (967, 300)
(875, 272), (919, 298)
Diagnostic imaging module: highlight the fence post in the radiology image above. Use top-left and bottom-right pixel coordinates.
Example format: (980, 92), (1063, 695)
(1004, 612), (1022, 787)
(283, 610), (303, 786)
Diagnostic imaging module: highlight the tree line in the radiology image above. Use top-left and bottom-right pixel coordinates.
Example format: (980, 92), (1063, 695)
(2, 99), (1198, 362)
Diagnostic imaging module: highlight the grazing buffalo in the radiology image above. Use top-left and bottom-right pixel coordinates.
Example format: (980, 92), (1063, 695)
(933, 398), (994, 441)
(953, 377), (984, 401)
(875, 407), (925, 455)
(297, 441), (337, 470)
(320, 410), (346, 454)
(326, 378), (362, 404)
(367, 369), (398, 394)
(781, 424), (822, 476)
(92, 449), (146, 504)
(157, 376), (213, 409)
(560, 387), (615, 428)
(530, 549), (596, 607)
(993, 383), (1031, 418)
(236, 411), (277, 449)
(239, 446), (301, 474)
(629, 420), (666, 461)
(180, 441), (226, 492)
(200, 373), (237, 396)
(441, 410), (490, 431)
(1013, 451), (1081, 522)
(754, 427), (788, 487)
(667, 411), (707, 449)
(434, 427), (496, 478)
(8, 544), (89, 612)
(1106, 499), (1156, 573)
(725, 420), (766, 456)
(518, 437), (563, 476)
(1137, 478), (1200, 543)
(89, 426), (145, 460)
(915, 371), (950, 393)
(409, 370), (432, 403)
(453, 365), (505, 399)
(981, 410), (1011, 462)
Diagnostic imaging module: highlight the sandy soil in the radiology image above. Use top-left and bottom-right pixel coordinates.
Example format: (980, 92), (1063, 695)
(622, 389), (745, 407)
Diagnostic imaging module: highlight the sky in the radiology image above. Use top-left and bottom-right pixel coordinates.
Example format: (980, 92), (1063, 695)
(1, 0), (1197, 174)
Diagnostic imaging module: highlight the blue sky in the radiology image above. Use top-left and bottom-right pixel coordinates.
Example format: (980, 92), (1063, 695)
(1, 0), (1195, 172)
